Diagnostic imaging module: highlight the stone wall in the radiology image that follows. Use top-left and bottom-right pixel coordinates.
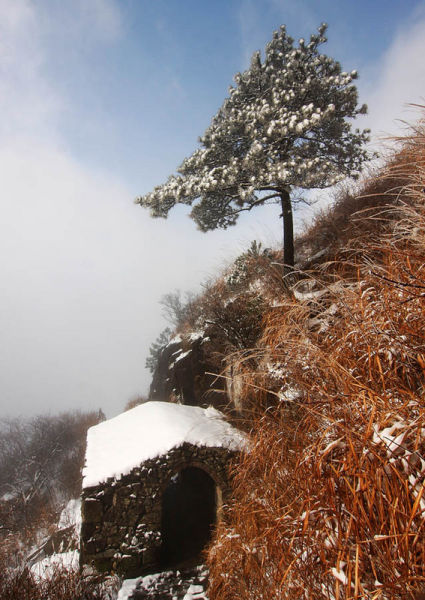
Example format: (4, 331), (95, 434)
(80, 443), (237, 577)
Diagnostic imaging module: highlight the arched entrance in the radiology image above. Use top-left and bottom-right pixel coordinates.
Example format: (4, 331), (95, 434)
(160, 466), (217, 566)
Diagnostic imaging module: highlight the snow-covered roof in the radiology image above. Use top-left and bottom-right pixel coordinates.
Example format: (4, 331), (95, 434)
(82, 401), (245, 489)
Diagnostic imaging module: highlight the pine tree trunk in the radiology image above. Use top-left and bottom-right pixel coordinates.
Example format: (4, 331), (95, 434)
(280, 190), (294, 268)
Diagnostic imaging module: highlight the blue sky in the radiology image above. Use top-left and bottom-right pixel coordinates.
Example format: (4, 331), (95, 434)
(32, 0), (424, 187)
(1, 0), (425, 418)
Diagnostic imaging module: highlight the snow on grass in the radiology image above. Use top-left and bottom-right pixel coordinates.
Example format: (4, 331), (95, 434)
(30, 550), (79, 581)
(83, 401), (245, 488)
(331, 566), (348, 585)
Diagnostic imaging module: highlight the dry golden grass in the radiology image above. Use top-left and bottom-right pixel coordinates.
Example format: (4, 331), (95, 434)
(208, 118), (425, 599)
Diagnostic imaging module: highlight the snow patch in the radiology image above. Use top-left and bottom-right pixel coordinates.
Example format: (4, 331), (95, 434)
(58, 498), (81, 530)
(188, 330), (205, 342)
(174, 349), (192, 364)
(293, 288), (327, 301)
(117, 577), (140, 600)
(167, 333), (182, 346)
(183, 583), (207, 599)
(30, 550), (79, 580)
(331, 566), (348, 585)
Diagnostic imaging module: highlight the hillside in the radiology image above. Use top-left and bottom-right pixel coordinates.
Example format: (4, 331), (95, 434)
(149, 118), (425, 598)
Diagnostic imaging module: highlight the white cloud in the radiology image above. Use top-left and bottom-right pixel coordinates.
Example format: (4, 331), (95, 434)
(0, 131), (279, 417)
(354, 7), (425, 144)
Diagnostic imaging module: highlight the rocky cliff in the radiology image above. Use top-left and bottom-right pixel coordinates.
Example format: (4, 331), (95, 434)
(149, 330), (228, 411)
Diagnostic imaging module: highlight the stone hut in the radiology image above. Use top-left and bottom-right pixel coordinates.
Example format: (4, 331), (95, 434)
(80, 401), (244, 577)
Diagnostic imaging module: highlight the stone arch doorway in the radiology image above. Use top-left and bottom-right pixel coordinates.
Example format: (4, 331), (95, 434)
(160, 466), (217, 566)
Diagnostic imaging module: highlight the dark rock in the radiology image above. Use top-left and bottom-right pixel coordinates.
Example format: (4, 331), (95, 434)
(82, 499), (103, 522)
(149, 331), (227, 410)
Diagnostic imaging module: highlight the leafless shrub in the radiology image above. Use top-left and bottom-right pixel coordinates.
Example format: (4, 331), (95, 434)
(0, 410), (104, 537)
(0, 551), (119, 600)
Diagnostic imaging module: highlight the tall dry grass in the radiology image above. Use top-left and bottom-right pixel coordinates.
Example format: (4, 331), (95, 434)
(208, 119), (425, 599)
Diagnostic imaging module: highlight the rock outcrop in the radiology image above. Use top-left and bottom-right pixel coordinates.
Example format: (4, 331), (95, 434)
(149, 331), (228, 411)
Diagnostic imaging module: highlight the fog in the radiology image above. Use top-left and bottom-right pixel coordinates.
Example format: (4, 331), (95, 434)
(1, 0), (425, 417)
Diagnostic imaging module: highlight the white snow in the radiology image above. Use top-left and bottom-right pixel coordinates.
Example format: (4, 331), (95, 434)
(117, 571), (209, 600)
(1, 491), (15, 501)
(183, 583), (207, 599)
(188, 331), (205, 342)
(372, 421), (406, 456)
(30, 550), (79, 580)
(331, 566), (348, 585)
(167, 333), (183, 345)
(293, 288), (327, 301)
(117, 577), (141, 600)
(278, 386), (301, 403)
(174, 349), (192, 364)
(83, 401), (245, 488)
(58, 498), (81, 530)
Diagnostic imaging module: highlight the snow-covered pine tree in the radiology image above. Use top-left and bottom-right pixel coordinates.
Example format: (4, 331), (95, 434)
(136, 24), (371, 267)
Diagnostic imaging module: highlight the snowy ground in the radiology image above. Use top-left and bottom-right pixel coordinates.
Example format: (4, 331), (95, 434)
(118, 564), (209, 600)
(30, 547), (208, 600)
(30, 549), (80, 580)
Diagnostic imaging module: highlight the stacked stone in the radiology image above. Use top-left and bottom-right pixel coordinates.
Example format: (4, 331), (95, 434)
(80, 443), (235, 577)
(130, 564), (209, 599)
